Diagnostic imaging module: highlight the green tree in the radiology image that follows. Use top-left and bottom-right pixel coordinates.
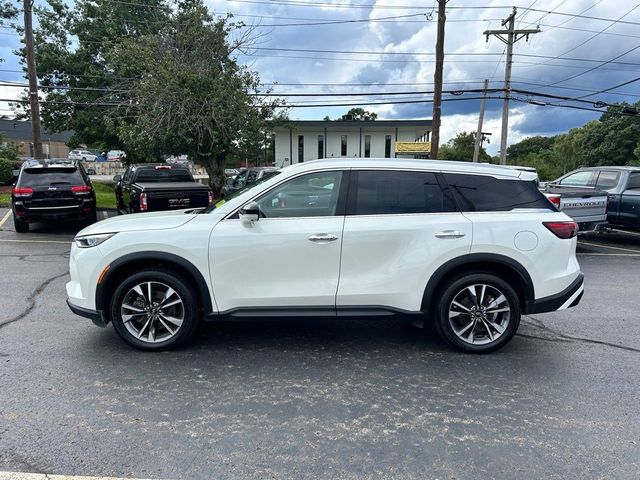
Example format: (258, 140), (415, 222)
(117, 1), (282, 195)
(438, 131), (490, 162)
(507, 135), (556, 161)
(340, 108), (377, 121)
(18, 0), (172, 156)
(0, 133), (19, 160)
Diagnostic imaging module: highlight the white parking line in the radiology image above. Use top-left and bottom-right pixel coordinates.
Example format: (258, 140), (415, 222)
(0, 472), (162, 480)
(610, 228), (640, 238)
(0, 210), (11, 229)
(102, 210), (108, 220)
(578, 240), (640, 254)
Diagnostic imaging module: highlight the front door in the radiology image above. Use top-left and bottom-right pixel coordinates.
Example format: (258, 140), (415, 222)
(209, 170), (347, 313)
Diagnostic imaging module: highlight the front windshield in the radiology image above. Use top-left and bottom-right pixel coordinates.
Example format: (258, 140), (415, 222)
(202, 170), (281, 213)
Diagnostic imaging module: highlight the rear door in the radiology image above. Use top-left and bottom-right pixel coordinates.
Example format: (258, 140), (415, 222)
(337, 169), (472, 312)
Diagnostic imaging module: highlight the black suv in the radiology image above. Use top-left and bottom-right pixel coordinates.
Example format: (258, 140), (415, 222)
(11, 159), (97, 233)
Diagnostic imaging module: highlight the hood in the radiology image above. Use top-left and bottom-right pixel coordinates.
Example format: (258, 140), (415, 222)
(77, 209), (198, 236)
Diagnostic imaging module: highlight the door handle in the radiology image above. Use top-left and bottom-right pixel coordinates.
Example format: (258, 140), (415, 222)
(308, 233), (338, 242)
(435, 230), (466, 239)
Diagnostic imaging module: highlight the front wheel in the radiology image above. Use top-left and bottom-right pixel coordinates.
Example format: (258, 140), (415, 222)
(434, 273), (521, 353)
(110, 269), (199, 351)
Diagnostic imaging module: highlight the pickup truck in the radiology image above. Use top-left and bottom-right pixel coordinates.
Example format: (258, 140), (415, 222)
(549, 166), (640, 231)
(114, 164), (213, 214)
(541, 167), (611, 233)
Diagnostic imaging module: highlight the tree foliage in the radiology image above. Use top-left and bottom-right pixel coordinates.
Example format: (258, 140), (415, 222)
(506, 101), (640, 180)
(116, 1), (282, 194)
(438, 131), (491, 162)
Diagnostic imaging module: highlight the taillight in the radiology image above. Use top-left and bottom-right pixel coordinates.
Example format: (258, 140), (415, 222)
(12, 187), (33, 198)
(546, 194), (561, 209)
(155, 165), (171, 170)
(140, 192), (148, 211)
(71, 185), (92, 194)
(544, 221), (578, 239)
(208, 190), (214, 206)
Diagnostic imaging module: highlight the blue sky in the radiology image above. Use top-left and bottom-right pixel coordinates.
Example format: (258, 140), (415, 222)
(1, 0), (640, 154)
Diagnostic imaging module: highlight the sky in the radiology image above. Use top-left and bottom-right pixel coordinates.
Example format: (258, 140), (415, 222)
(1, 0), (640, 154)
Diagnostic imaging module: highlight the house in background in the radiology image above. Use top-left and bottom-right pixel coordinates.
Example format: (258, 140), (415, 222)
(0, 118), (73, 158)
(273, 119), (432, 167)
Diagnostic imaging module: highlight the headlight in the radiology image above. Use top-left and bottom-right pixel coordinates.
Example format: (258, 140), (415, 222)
(74, 233), (116, 248)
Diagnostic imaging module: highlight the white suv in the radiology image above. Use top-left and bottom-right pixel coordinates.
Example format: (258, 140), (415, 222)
(68, 149), (97, 162)
(66, 159), (584, 353)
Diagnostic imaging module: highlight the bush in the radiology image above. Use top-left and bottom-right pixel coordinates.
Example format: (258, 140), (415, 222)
(0, 158), (14, 185)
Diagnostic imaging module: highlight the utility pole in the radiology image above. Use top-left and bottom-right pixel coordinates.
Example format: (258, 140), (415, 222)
(430, 0), (447, 160)
(484, 8), (539, 164)
(473, 79), (489, 163)
(24, 0), (43, 160)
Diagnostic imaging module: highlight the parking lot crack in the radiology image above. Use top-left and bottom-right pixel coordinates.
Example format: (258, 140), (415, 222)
(0, 271), (69, 330)
(520, 316), (640, 353)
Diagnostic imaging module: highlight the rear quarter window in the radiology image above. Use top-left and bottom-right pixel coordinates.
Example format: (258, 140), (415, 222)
(443, 173), (553, 212)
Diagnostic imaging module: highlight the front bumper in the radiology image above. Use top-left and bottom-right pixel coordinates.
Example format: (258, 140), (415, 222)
(66, 298), (108, 327)
(528, 273), (584, 314)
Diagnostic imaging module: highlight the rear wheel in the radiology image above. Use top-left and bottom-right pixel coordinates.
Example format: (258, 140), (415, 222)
(110, 269), (199, 351)
(13, 215), (29, 233)
(434, 273), (520, 353)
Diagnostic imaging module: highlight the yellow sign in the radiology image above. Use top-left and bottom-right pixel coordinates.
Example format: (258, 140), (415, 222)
(395, 141), (431, 153)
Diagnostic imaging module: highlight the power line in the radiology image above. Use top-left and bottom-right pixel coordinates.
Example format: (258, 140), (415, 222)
(549, 43), (640, 86)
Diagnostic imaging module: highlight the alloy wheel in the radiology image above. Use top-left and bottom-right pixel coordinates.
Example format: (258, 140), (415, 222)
(448, 284), (511, 346)
(120, 281), (184, 343)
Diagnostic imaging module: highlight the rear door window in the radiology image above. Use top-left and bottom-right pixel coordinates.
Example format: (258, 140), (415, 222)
(595, 171), (620, 189)
(348, 170), (456, 215)
(443, 173), (553, 212)
(20, 168), (84, 187)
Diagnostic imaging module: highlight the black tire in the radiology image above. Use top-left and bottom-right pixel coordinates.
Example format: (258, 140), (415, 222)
(434, 272), (521, 354)
(13, 215), (29, 233)
(86, 209), (98, 225)
(110, 269), (200, 351)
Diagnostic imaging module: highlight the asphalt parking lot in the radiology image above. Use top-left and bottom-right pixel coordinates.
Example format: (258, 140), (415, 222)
(0, 208), (639, 479)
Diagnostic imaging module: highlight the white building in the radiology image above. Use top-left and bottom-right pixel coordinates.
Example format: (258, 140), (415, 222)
(273, 119), (432, 167)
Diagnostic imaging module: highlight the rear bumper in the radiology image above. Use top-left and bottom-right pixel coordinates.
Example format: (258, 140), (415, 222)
(528, 273), (584, 314)
(66, 298), (108, 327)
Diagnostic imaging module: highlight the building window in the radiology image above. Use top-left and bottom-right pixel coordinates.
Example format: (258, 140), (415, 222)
(298, 135), (304, 163)
(318, 135), (324, 159)
(364, 135), (371, 158)
(341, 135), (348, 156)
(385, 135), (392, 158)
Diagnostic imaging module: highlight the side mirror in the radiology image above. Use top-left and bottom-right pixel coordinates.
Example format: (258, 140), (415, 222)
(11, 169), (19, 179)
(239, 201), (259, 224)
(113, 174), (121, 183)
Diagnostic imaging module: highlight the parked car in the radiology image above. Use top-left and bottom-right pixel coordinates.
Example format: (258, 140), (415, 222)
(224, 168), (240, 177)
(67, 159), (583, 353)
(11, 159), (97, 233)
(223, 167), (279, 197)
(540, 168), (609, 233)
(107, 150), (127, 162)
(114, 163), (213, 214)
(68, 149), (97, 162)
(549, 166), (640, 231)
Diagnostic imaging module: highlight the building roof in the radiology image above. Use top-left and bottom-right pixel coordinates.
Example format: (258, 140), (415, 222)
(287, 158), (530, 179)
(0, 118), (74, 143)
(274, 119), (432, 129)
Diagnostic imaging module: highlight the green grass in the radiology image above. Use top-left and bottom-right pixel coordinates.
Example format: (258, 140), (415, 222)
(93, 182), (117, 210)
(0, 192), (9, 208)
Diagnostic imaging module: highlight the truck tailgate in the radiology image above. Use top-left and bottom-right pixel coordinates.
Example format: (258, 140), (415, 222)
(135, 182), (210, 211)
(543, 186), (608, 228)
